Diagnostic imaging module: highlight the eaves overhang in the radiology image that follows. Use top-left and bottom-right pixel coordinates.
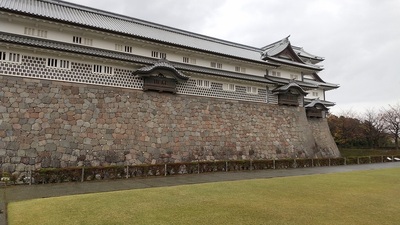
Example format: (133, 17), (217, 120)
(304, 98), (336, 107)
(133, 59), (189, 82)
(0, 32), (277, 85)
(271, 80), (309, 96)
(305, 98), (329, 110)
(265, 75), (317, 89)
(265, 57), (324, 71)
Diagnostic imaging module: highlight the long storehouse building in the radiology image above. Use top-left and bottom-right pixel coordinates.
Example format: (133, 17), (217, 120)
(0, 0), (340, 173)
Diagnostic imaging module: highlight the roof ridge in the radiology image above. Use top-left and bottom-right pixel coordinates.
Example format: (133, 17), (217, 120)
(39, 0), (261, 52)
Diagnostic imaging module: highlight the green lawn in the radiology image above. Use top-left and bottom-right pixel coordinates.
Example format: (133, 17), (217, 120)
(8, 168), (400, 225)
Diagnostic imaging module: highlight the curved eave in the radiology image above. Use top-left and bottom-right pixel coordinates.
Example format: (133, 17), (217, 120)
(304, 98), (336, 107)
(265, 76), (318, 89)
(133, 67), (189, 82)
(0, 32), (276, 85)
(305, 99), (329, 110)
(265, 57), (323, 71)
(177, 64), (276, 85)
(293, 46), (325, 62)
(0, 31), (154, 64)
(133, 59), (189, 82)
(303, 79), (340, 90)
(261, 40), (290, 58)
(272, 82), (309, 96)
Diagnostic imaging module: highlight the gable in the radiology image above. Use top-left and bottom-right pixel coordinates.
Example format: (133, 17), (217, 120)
(276, 47), (304, 64)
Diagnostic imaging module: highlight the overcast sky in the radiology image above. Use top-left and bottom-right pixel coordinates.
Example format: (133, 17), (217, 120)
(66, 0), (399, 115)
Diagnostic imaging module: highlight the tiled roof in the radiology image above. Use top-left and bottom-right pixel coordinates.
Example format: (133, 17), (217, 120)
(271, 80), (308, 96)
(305, 98), (329, 110)
(260, 36), (322, 71)
(293, 46), (324, 62)
(0, 0), (274, 63)
(266, 57), (323, 71)
(303, 79), (339, 90)
(133, 59), (190, 82)
(265, 76), (317, 89)
(0, 31), (275, 84)
(261, 36), (291, 57)
(304, 98), (335, 107)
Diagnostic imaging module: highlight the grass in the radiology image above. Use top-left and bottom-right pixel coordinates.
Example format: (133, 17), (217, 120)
(339, 148), (400, 157)
(8, 168), (400, 225)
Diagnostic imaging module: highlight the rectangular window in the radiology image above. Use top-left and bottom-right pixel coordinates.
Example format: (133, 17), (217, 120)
(195, 79), (211, 88)
(124, 46), (133, 53)
(37, 29), (47, 38)
(246, 86), (258, 94)
(47, 58), (70, 69)
(0, 51), (21, 63)
(183, 57), (196, 64)
(93, 65), (113, 75)
(235, 66), (246, 73)
(211, 62), (222, 69)
(104, 66), (113, 75)
(59, 60), (70, 69)
(8, 53), (20, 63)
(151, 51), (158, 58)
(93, 64), (102, 74)
(25, 27), (48, 38)
(83, 38), (93, 46)
(0, 51), (6, 61)
(312, 92), (319, 97)
(24, 27), (35, 35)
(151, 51), (166, 59)
(222, 83), (235, 92)
(47, 58), (58, 67)
(115, 44), (123, 51)
(73, 36), (82, 44)
(271, 71), (281, 77)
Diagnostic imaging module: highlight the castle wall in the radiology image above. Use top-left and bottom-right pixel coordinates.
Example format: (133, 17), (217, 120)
(307, 118), (340, 157)
(0, 75), (340, 173)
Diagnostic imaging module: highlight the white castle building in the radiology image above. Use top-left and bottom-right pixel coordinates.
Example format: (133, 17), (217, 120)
(0, 0), (338, 110)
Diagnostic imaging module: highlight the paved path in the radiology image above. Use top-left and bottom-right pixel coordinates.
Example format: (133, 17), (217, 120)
(1, 162), (400, 225)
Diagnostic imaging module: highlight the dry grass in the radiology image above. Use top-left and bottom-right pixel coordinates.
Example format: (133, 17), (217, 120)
(8, 168), (400, 225)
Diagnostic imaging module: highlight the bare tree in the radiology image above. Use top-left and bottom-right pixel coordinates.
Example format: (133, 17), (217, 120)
(381, 103), (400, 150)
(361, 109), (387, 148)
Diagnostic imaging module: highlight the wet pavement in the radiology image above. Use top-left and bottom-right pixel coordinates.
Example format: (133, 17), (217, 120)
(1, 162), (400, 225)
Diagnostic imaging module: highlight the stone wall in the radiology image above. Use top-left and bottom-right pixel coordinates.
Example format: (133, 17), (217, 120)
(307, 118), (340, 157)
(0, 75), (340, 173)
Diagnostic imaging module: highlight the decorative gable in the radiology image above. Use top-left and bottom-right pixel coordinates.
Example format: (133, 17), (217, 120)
(133, 59), (189, 94)
(272, 80), (308, 106)
(305, 98), (329, 118)
(276, 47), (304, 64)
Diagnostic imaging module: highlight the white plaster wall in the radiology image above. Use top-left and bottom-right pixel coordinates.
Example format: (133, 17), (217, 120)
(306, 89), (325, 100)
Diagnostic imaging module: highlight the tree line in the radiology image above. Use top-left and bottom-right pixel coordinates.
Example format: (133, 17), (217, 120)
(327, 103), (400, 150)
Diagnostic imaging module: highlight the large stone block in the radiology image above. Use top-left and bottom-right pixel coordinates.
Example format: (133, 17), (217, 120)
(0, 76), (340, 173)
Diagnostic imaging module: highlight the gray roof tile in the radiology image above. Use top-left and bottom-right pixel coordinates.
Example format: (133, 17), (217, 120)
(0, 0), (270, 63)
(0, 31), (275, 84)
